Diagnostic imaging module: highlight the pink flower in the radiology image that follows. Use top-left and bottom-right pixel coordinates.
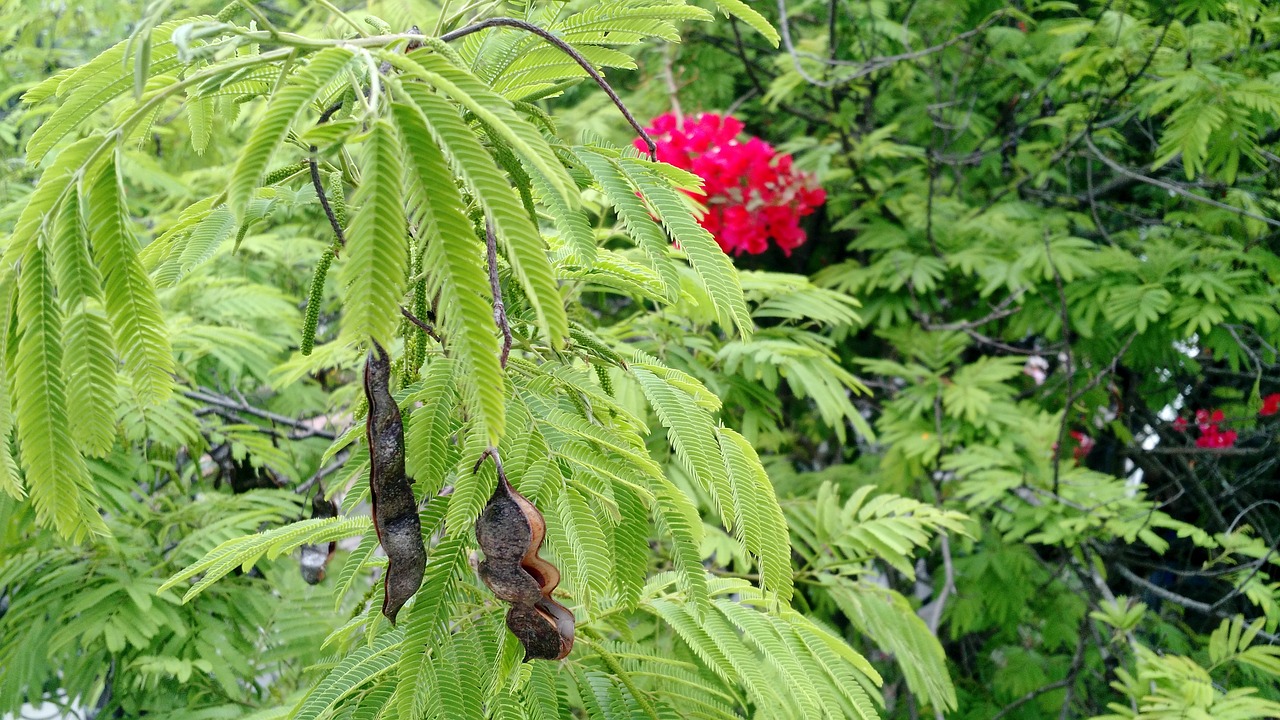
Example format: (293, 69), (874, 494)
(1172, 416), (1187, 433)
(637, 112), (826, 257)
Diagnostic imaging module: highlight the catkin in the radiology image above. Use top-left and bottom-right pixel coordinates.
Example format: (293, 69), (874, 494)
(300, 246), (334, 356)
(595, 364), (614, 396)
(263, 161), (309, 186)
(326, 171), (347, 229)
(214, 2), (238, 22)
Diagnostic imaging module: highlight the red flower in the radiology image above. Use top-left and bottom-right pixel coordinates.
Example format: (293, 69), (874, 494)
(1195, 408), (1211, 432)
(1070, 430), (1095, 462)
(1195, 428), (1237, 449)
(1261, 393), (1280, 417)
(1172, 417), (1187, 433)
(637, 112), (825, 257)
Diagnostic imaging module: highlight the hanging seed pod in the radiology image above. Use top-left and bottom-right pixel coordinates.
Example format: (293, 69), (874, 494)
(474, 450), (574, 661)
(364, 342), (425, 623)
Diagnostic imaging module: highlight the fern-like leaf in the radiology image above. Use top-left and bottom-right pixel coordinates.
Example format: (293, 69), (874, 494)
(617, 156), (752, 338)
(159, 516), (369, 602)
(392, 98), (506, 445)
(62, 307), (118, 456)
(84, 157), (173, 404)
(293, 630), (402, 720)
(718, 428), (792, 603)
(12, 245), (105, 541)
(400, 83), (568, 348)
(339, 119), (408, 347)
(226, 47), (354, 223)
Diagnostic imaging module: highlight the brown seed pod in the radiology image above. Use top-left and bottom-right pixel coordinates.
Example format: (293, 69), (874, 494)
(474, 449), (574, 661)
(365, 342), (425, 623)
(475, 477), (546, 605)
(505, 603), (566, 661)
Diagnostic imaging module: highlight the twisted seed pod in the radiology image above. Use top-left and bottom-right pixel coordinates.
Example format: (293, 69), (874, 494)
(364, 343), (425, 623)
(474, 452), (574, 661)
(300, 246), (334, 356)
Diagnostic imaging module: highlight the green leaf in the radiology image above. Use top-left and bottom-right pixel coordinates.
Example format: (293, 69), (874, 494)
(400, 83), (568, 348)
(617, 156), (752, 338)
(226, 47), (354, 223)
(62, 308), (118, 456)
(339, 120), (408, 348)
(709, 0), (779, 46)
(392, 99), (506, 446)
(84, 157), (173, 404)
(12, 244), (105, 541)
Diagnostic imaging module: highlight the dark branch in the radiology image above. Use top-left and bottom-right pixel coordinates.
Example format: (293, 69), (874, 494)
(310, 100), (348, 250)
(183, 388), (337, 440)
(400, 305), (442, 344)
(439, 17), (656, 160)
(485, 222), (513, 369)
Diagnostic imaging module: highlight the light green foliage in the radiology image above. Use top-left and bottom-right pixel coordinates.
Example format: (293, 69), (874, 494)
(0, 1), (922, 718)
(6, 0), (1278, 718)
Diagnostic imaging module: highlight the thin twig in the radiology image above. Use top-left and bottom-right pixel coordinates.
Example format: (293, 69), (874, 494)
(1084, 133), (1280, 228)
(439, 18), (656, 160)
(400, 305), (442, 344)
(310, 100), (347, 250)
(1047, 234), (1074, 496)
(990, 679), (1073, 720)
(183, 388), (338, 440)
(296, 448), (351, 495)
(925, 533), (955, 634)
(919, 291), (1023, 331)
(661, 43), (683, 122)
(473, 445), (508, 483)
(1057, 621), (1090, 720)
(1111, 564), (1280, 642)
(485, 222), (512, 368)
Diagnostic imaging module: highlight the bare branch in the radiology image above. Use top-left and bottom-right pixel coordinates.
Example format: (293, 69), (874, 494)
(439, 18), (656, 159)
(183, 388), (338, 440)
(485, 222), (512, 369)
(1084, 133), (1280, 228)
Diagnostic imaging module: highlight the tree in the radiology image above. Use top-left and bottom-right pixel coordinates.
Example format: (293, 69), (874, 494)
(2, 0), (1279, 718)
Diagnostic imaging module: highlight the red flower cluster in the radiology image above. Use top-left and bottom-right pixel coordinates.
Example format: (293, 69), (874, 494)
(1263, 393), (1280, 417)
(1192, 409), (1237, 448)
(1171, 393), (1279, 449)
(637, 113), (825, 256)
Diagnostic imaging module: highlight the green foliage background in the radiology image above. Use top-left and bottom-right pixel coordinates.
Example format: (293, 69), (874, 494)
(1, 0), (1279, 718)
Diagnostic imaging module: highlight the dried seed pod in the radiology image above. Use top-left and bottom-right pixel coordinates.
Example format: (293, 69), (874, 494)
(365, 342), (425, 623)
(505, 603), (566, 661)
(473, 449), (574, 661)
(534, 598), (575, 659)
(475, 478), (545, 605)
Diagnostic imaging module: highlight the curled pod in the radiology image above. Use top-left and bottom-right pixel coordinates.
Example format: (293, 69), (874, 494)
(475, 477), (546, 605)
(364, 342), (425, 623)
(473, 451), (574, 661)
(505, 603), (566, 661)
